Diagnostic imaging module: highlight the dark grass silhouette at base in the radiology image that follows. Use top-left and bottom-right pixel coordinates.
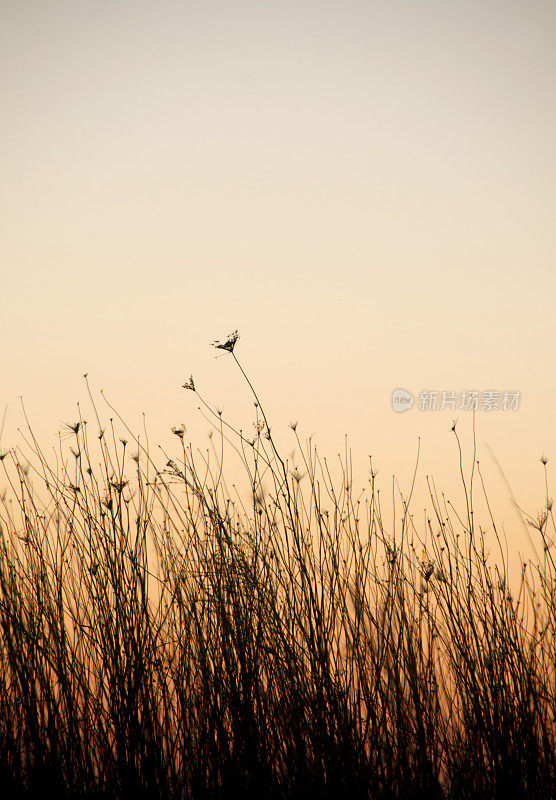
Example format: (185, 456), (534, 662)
(1, 339), (555, 799)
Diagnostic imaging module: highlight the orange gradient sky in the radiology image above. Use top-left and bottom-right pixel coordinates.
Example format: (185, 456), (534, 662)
(2, 0), (555, 564)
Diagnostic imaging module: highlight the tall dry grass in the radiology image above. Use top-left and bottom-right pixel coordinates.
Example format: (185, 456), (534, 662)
(1, 333), (555, 798)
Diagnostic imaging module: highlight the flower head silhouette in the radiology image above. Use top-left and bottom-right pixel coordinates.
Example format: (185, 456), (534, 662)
(212, 329), (240, 353)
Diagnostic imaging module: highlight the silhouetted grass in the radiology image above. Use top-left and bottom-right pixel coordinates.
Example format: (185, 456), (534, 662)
(1, 335), (555, 798)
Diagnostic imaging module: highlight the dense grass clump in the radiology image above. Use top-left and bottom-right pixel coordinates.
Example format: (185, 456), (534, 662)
(1, 337), (555, 798)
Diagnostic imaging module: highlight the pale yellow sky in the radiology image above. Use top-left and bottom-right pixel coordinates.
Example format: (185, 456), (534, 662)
(1, 0), (555, 559)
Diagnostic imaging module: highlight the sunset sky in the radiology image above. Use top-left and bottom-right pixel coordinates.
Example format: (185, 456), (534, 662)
(2, 0), (555, 561)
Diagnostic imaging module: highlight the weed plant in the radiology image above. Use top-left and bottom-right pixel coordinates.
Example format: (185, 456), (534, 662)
(0, 333), (555, 799)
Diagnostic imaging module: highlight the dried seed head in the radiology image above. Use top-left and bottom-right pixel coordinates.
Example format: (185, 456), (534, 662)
(290, 467), (305, 484)
(212, 329), (239, 353)
(172, 424), (186, 439)
(182, 375), (196, 391)
(528, 510), (549, 532)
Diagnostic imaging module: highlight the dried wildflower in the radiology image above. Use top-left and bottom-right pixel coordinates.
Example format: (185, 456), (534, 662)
(131, 452), (140, 463)
(212, 329), (239, 353)
(290, 467), (306, 484)
(423, 561), (434, 581)
(435, 567), (447, 583)
(528, 509), (549, 532)
(541, 454), (549, 465)
(289, 420), (298, 432)
(182, 375), (195, 391)
(172, 424), (186, 439)
(68, 421), (81, 435)
(120, 438), (128, 447)
(165, 459), (184, 479)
